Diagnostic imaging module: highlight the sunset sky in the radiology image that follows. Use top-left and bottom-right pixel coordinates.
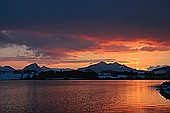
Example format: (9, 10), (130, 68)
(0, 0), (170, 70)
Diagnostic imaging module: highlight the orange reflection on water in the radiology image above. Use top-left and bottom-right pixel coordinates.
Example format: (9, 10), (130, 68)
(0, 80), (170, 113)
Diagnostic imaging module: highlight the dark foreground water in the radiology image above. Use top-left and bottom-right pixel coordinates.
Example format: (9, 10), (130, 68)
(0, 80), (169, 113)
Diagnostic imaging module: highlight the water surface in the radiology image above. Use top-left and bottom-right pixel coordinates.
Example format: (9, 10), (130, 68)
(0, 80), (169, 113)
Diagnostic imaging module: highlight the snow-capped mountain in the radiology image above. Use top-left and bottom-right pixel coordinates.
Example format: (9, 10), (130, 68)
(0, 66), (15, 72)
(78, 61), (133, 73)
(147, 65), (168, 71)
(22, 63), (42, 72)
(22, 63), (74, 73)
(151, 66), (170, 74)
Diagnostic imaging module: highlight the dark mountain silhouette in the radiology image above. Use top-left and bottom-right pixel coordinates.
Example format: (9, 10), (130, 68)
(22, 63), (42, 73)
(147, 65), (168, 71)
(151, 66), (170, 74)
(78, 61), (133, 73)
(41, 66), (52, 72)
(0, 66), (15, 72)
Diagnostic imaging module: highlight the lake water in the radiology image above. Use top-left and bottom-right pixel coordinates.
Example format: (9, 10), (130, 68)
(0, 80), (169, 113)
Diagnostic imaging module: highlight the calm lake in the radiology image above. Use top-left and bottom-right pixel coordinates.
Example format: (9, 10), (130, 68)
(0, 80), (169, 113)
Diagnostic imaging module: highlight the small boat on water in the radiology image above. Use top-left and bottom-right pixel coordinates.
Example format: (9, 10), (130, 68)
(158, 81), (170, 100)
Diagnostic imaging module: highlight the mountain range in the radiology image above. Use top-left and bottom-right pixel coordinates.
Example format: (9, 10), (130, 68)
(0, 62), (169, 74)
(21, 63), (73, 72)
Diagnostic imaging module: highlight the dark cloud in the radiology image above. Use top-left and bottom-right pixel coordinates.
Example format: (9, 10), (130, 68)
(140, 46), (170, 52)
(104, 45), (136, 52)
(0, 30), (98, 57)
(0, 0), (170, 46)
(0, 31), (95, 49)
(0, 0), (170, 63)
(0, 0), (169, 36)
